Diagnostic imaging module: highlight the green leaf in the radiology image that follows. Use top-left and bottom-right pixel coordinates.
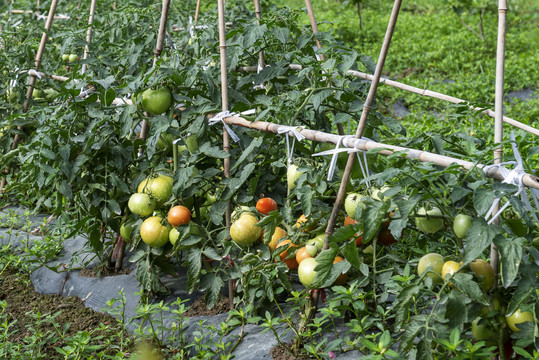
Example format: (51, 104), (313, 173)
(394, 285), (420, 330)
(341, 240), (362, 270)
(310, 247), (338, 289)
(272, 27), (289, 44)
(506, 279), (534, 315)
(463, 218), (500, 263)
(338, 50), (357, 74)
(451, 273), (487, 304)
(200, 273), (225, 309)
(359, 54), (376, 73)
(311, 89), (332, 110)
(445, 291), (468, 328)
(361, 200), (390, 244)
(494, 236), (525, 287)
(199, 142), (230, 159)
(186, 247), (202, 292)
(473, 188), (496, 216)
(390, 194), (420, 239)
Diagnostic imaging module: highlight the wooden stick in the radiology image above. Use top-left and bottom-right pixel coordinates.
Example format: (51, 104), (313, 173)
(325, 0), (402, 251)
(304, 0), (324, 61)
(10, 9), (74, 19)
(194, 0), (202, 22)
(81, 0), (97, 75)
(236, 64), (539, 136)
(490, 0), (508, 286)
(252, 0), (265, 72)
(139, 0), (171, 151)
(217, 0), (234, 310)
(1, 0), (58, 193)
(221, 115), (539, 190)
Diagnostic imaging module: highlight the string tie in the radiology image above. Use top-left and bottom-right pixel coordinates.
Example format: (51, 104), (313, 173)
(208, 111), (240, 143)
(28, 69), (42, 79)
(277, 126), (305, 165)
(482, 131), (538, 224)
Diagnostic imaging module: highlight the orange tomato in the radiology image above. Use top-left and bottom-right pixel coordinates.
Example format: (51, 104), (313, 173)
(168, 205), (191, 227)
(276, 239), (299, 269)
(333, 256), (347, 285)
(256, 197), (277, 215)
(344, 216), (363, 246)
(296, 246), (313, 264)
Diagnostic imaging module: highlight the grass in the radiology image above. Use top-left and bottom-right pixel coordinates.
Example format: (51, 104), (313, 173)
(277, 0), (538, 143)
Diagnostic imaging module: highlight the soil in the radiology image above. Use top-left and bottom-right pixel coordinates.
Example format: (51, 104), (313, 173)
(184, 296), (232, 317)
(79, 264), (132, 278)
(0, 266), (128, 358)
(270, 343), (309, 360)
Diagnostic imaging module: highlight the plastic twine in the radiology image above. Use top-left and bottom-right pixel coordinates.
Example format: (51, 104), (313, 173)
(28, 69), (42, 79)
(312, 135), (371, 186)
(277, 125), (305, 165)
(483, 131), (539, 224)
(208, 111), (240, 143)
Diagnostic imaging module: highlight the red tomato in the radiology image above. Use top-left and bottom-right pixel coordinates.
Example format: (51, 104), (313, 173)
(256, 197), (277, 215)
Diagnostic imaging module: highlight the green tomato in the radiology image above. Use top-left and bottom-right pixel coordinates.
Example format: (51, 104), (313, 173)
(453, 214), (472, 238)
(140, 216), (169, 248)
(169, 227), (180, 246)
(184, 133), (199, 152)
(120, 220), (136, 242)
(417, 253), (444, 284)
(61, 54), (69, 61)
(415, 206), (444, 233)
(344, 192), (365, 219)
(472, 317), (497, 341)
(287, 164), (303, 190)
(128, 193), (156, 217)
(506, 309), (534, 332)
(68, 54), (78, 62)
(141, 87), (172, 115)
(298, 257), (318, 288)
(230, 213), (261, 247)
(137, 175), (173, 207)
(470, 259), (495, 292)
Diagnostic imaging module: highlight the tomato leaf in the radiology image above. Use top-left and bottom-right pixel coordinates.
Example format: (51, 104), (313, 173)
(494, 235), (525, 287)
(473, 187), (496, 216)
(186, 247), (202, 293)
(451, 273), (487, 305)
(394, 284), (420, 330)
(341, 240), (361, 270)
(337, 50), (357, 75)
(310, 247), (338, 289)
(319, 260), (350, 289)
(391, 194), (421, 239)
(199, 142), (230, 159)
(361, 199), (390, 244)
(200, 273), (225, 309)
(398, 317), (423, 351)
(506, 279), (534, 316)
(463, 218), (500, 263)
(445, 291), (468, 328)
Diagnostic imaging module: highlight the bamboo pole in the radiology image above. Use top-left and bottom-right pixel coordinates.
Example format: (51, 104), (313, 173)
(304, 0), (324, 61)
(10, 9), (73, 19)
(81, 0), (97, 76)
(217, 0), (235, 310)
(490, 0), (508, 285)
(1, 0), (59, 193)
(324, 0), (402, 250)
(221, 115), (539, 190)
(194, 0), (202, 22)
(252, 0), (265, 71)
(139, 0), (171, 149)
(236, 64), (539, 136)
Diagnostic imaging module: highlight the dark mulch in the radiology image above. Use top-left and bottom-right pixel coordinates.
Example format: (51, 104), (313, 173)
(270, 343), (309, 360)
(79, 264), (131, 278)
(184, 296), (232, 317)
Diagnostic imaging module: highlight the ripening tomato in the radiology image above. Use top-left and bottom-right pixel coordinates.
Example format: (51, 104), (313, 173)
(296, 246), (313, 264)
(256, 197), (277, 215)
(417, 253), (444, 284)
(168, 205), (191, 227)
(140, 216), (170, 248)
(276, 239), (299, 269)
(230, 213), (261, 247)
(333, 256), (347, 285)
(298, 257), (317, 288)
(506, 309), (534, 332)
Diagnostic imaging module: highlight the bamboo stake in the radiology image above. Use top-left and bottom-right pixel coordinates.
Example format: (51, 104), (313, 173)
(236, 64), (539, 136)
(221, 115), (539, 190)
(325, 0), (402, 250)
(81, 0), (97, 76)
(252, 0), (265, 72)
(217, 0), (234, 310)
(10, 9), (73, 19)
(139, 0), (171, 150)
(1, 0), (58, 193)
(304, 0), (324, 61)
(194, 0), (202, 22)
(490, 0), (508, 286)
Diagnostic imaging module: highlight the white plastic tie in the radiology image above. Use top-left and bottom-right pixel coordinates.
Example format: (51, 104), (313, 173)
(240, 109), (256, 116)
(36, 12), (47, 20)
(313, 45), (321, 61)
(28, 69), (42, 79)
(208, 111), (240, 143)
(483, 131), (538, 224)
(188, 16), (195, 38)
(278, 125), (305, 165)
(57, 13), (69, 19)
